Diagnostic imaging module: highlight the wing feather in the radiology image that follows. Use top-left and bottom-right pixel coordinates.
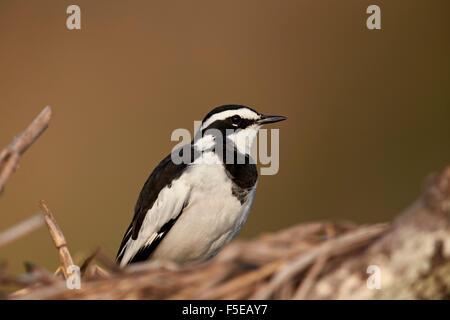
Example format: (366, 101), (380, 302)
(116, 150), (191, 266)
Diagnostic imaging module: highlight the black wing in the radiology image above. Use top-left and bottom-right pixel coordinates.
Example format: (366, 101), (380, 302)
(116, 147), (191, 264)
(125, 200), (187, 264)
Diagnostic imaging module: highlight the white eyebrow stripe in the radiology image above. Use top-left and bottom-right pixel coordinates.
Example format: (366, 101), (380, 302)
(201, 109), (259, 129)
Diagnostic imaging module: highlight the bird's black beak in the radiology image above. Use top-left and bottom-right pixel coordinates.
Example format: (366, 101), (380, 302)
(257, 114), (287, 125)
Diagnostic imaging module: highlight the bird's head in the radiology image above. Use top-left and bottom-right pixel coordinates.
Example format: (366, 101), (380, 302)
(197, 105), (286, 155)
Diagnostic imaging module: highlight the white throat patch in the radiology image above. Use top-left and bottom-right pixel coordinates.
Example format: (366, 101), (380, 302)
(227, 125), (260, 155)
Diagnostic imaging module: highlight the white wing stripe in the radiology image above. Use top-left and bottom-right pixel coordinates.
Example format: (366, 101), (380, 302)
(119, 176), (191, 266)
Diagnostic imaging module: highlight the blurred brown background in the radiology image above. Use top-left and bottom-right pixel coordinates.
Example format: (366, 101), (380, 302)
(0, 0), (449, 274)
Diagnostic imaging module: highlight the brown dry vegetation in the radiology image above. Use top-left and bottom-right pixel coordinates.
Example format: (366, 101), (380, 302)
(1, 107), (449, 300)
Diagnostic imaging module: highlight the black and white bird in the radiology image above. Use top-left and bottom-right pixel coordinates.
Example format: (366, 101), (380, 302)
(116, 105), (286, 266)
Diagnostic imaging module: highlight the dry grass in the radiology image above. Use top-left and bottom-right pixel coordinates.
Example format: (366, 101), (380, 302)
(1, 220), (388, 299)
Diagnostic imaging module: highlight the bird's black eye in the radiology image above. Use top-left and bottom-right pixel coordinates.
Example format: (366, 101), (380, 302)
(231, 115), (241, 125)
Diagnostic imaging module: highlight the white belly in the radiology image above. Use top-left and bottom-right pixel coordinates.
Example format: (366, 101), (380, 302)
(151, 163), (257, 263)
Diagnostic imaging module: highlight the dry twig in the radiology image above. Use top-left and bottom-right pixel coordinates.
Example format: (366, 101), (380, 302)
(40, 200), (74, 278)
(292, 253), (328, 299)
(80, 248), (101, 275)
(0, 214), (45, 248)
(0, 106), (52, 194)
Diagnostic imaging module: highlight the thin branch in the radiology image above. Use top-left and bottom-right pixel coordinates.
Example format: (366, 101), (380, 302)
(80, 247), (101, 275)
(293, 253), (328, 300)
(40, 200), (74, 278)
(85, 264), (111, 279)
(0, 214), (45, 248)
(0, 106), (52, 194)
